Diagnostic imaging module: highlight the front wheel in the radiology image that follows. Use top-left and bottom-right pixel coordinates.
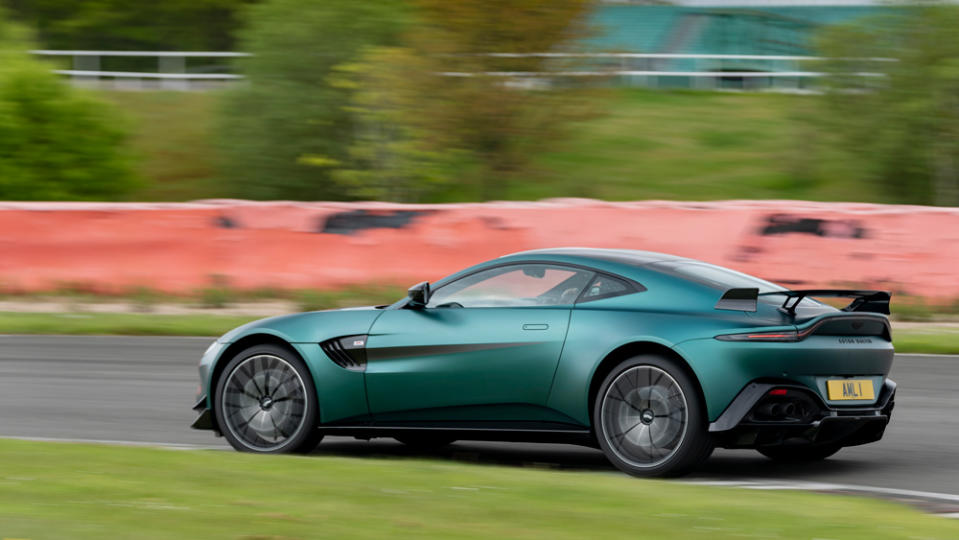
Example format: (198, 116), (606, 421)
(214, 344), (323, 454)
(758, 444), (841, 462)
(594, 355), (711, 477)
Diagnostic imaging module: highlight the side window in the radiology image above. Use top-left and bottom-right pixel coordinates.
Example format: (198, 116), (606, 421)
(427, 264), (593, 308)
(578, 275), (633, 302)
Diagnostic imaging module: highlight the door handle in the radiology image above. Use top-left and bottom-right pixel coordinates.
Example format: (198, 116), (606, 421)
(523, 324), (549, 331)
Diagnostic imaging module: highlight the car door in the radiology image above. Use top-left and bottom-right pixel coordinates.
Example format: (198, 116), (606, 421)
(364, 263), (594, 423)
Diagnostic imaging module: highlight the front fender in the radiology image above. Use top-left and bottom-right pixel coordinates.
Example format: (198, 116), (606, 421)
(218, 308), (385, 344)
(201, 307), (386, 424)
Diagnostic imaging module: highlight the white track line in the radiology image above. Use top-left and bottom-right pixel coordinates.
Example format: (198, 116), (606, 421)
(686, 479), (959, 518)
(0, 435), (224, 450)
(689, 479), (959, 503)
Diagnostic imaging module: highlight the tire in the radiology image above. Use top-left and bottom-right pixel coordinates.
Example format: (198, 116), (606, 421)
(757, 444), (841, 462)
(214, 344), (323, 454)
(394, 434), (457, 451)
(593, 354), (711, 477)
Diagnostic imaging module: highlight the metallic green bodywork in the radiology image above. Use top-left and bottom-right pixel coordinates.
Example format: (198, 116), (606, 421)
(197, 250), (894, 430)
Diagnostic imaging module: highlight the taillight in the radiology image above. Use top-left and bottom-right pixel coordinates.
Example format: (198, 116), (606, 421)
(715, 329), (800, 342)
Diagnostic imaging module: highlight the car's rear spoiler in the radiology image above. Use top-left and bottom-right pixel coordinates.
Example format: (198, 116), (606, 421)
(715, 288), (891, 315)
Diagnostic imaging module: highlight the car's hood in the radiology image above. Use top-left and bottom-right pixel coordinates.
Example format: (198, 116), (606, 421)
(217, 306), (386, 344)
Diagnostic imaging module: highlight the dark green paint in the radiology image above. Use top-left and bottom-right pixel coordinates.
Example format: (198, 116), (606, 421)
(197, 250), (894, 432)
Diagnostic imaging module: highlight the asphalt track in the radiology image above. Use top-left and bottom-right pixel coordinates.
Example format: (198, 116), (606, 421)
(1, 335), (957, 500)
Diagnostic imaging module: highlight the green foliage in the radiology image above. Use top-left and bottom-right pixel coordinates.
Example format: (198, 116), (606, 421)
(296, 284), (405, 312)
(3, 0), (254, 51)
(198, 275), (233, 309)
(0, 17), (136, 200)
(294, 289), (327, 312)
(127, 286), (161, 313)
(390, 0), (596, 200)
(219, 0), (592, 202)
(891, 296), (959, 322)
(217, 0), (409, 200)
(891, 297), (936, 322)
(815, 5), (959, 206)
(110, 88), (880, 203)
(331, 47), (472, 202)
(101, 91), (220, 201)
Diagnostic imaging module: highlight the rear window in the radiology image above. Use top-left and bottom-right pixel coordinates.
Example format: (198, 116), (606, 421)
(648, 261), (784, 292)
(648, 261), (819, 307)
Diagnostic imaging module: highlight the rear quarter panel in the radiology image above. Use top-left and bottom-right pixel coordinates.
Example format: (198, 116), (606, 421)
(546, 289), (763, 426)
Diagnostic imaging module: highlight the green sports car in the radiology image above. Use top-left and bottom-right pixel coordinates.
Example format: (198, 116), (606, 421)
(192, 248), (895, 477)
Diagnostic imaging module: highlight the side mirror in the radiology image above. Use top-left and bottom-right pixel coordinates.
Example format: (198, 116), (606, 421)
(407, 281), (430, 308)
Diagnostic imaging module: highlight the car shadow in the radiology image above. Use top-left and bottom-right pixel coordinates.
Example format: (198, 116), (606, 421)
(312, 437), (877, 480)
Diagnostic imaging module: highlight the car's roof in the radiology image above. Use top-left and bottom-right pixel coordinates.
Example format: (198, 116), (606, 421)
(502, 247), (694, 268)
(497, 248), (785, 297)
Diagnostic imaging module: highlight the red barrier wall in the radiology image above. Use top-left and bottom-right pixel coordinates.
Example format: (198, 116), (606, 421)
(0, 199), (957, 299)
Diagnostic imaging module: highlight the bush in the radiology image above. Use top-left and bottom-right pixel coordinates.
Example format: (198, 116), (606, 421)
(198, 275), (233, 309)
(0, 17), (136, 200)
(217, 0), (409, 200)
(815, 6), (959, 206)
(3, 0), (253, 52)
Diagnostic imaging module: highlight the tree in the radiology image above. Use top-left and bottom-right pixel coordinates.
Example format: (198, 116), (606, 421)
(2, 0), (255, 51)
(330, 47), (471, 202)
(217, 0), (408, 200)
(816, 5), (959, 206)
(0, 16), (136, 200)
(399, 0), (594, 200)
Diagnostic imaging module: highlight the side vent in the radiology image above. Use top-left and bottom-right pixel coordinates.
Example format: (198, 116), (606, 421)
(320, 335), (368, 372)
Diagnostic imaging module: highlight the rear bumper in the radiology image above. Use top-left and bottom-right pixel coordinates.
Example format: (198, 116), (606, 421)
(710, 379), (895, 449)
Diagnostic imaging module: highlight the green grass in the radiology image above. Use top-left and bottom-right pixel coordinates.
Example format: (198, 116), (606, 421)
(101, 88), (880, 203)
(892, 326), (959, 355)
(0, 438), (956, 539)
(518, 89), (874, 202)
(0, 312), (258, 336)
(0, 312), (956, 354)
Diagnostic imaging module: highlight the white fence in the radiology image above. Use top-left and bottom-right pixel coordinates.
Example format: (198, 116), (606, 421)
(31, 50), (887, 92)
(31, 50), (250, 91)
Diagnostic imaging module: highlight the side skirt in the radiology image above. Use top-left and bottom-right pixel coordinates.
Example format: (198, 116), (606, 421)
(317, 424), (596, 447)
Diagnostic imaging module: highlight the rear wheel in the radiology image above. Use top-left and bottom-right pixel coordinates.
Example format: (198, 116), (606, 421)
(758, 444), (841, 462)
(594, 355), (711, 477)
(215, 344), (323, 454)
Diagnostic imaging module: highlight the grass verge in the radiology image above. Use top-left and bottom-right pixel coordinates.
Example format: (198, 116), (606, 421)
(0, 312), (258, 337)
(891, 326), (959, 355)
(0, 438), (956, 539)
(0, 312), (957, 354)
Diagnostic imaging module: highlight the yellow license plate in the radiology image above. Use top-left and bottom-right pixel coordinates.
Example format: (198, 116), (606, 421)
(826, 379), (875, 401)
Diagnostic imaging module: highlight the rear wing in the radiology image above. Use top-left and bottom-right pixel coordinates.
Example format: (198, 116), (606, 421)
(715, 288), (891, 315)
